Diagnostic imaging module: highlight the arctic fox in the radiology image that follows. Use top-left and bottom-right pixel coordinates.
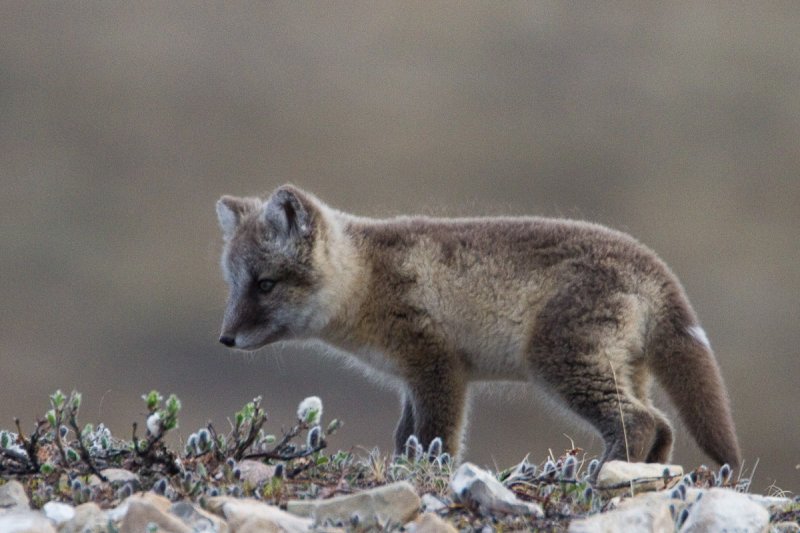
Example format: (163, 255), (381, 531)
(216, 184), (741, 471)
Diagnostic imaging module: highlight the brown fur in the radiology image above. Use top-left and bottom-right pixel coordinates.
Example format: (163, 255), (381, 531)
(216, 185), (741, 471)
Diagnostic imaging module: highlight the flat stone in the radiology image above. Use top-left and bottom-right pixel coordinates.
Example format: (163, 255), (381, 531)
(0, 510), (57, 532)
(131, 491), (172, 512)
(98, 468), (141, 490)
(680, 488), (769, 533)
(451, 462), (543, 517)
(169, 501), (228, 532)
(42, 501), (75, 525)
(120, 495), (191, 533)
(420, 493), (448, 513)
(743, 493), (794, 514)
(772, 521), (800, 533)
(0, 480), (30, 511)
(59, 502), (109, 533)
(236, 459), (277, 488)
(595, 461), (683, 494)
(207, 497), (311, 532)
(568, 499), (673, 533)
(287, 480), (420, 527)
(405, 512), (458, 533)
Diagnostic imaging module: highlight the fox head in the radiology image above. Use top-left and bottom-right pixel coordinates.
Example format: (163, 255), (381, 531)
(216, 185), (336, 350)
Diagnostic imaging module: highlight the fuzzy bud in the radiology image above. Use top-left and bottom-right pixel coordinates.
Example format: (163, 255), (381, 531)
(197, 428), (211, 451)
(676, 508), (690, 529)
(719, 464), (732, 485)
(153, 478), (168, 495)
(146, 412), (161, 437)
(117, 483), (134, 500)
(307, 425), (322, 449)
(543, 459), (557, 477)
(404, 435), (420, 459)
(427, 437), (443, 459)
(297, 396), (323, 425)
(587, 459), (600, 478)
(561, 455), (577, 480)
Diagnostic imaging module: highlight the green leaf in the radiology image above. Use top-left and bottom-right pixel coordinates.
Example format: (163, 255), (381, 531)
(50, 390), (65, 410)
(142, 390), (163, 412)
(70, 391), (82, 411)
(66, 447), (79, 462)
(40, 462), (55, 475)
(304, 408), (319, 425)
(326, 419), (342, 435)
(165, 394), (181, 415)
(46, 409), (57, 428)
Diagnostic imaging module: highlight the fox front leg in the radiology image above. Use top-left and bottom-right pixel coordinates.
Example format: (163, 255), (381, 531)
(403, 365), (468, 461)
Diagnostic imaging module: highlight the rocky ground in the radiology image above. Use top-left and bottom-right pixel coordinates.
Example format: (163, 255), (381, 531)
(0, 390), (797, 532)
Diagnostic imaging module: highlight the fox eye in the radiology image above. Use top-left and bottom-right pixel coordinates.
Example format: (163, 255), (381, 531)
(257, 279), (276, 293)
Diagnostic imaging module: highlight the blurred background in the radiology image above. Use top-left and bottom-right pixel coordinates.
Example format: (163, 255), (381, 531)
(1, 3), (797, 492)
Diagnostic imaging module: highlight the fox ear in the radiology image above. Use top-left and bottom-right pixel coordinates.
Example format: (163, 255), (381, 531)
(263, 187), (312, 240)
(216, 196), (253, 239)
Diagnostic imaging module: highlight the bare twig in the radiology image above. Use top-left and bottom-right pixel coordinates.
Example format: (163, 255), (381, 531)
(66, 412), (107, 481)
(15, 417), (42, 471)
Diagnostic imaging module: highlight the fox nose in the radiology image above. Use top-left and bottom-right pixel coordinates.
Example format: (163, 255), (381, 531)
(219, 335), (236, 348)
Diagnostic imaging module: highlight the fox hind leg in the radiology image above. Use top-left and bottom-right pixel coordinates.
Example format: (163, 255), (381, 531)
(528, 284), (663, 467)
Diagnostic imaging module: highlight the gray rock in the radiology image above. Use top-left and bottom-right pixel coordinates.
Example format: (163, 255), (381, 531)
(420, 493), (448, 513)
(0, 510), (56, 533)
(286, 480), (420, 528)
(98, 468), (141, 491)
(207, 497), (311, 532)
(42, 501), (75, 525)
(772, 521), (800, 533)
(569, 494), (674, 533)
(0, 480), (30, 511)
(236, 459), (277, 487)
(595, 460), (683, 495)
(405, 512), (458, 533)
(680, 488), (769, 533)
(630, 484), (792, 514)
(450, 462), (543, 517)
(744, 493), (794, 514)
(59, 502), (111, 533)
(120, 494), (191, 533)
(170, 501), (228, 532)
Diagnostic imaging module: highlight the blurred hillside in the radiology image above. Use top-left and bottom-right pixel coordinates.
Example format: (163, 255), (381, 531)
(1, 3), (797, 492)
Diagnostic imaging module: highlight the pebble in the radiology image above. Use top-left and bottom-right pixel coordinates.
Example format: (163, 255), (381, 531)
(42, 501), (75, 525)
(450, 462), (543, 517)
(0, 480), (30, 511)
(208, 496), (312, 532)
(595, 460), (683, 495)
(286, 480), (420, 527)
(0, 510), (57, 533)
